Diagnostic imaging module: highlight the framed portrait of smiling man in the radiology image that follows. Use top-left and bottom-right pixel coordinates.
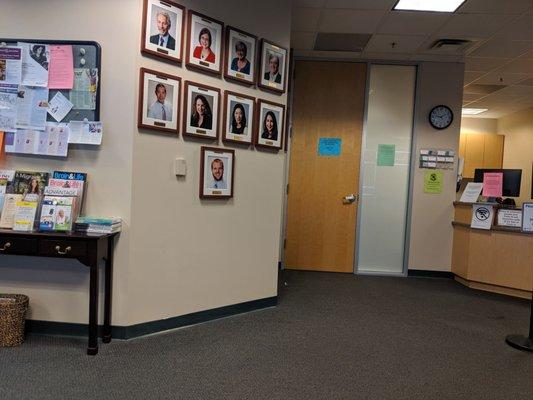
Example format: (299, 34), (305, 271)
(258, 39), (288, 94)
(183, 81), (220, 140)
(141, 0), (185, 63)
(224, 26), (257, 86)
(138, 68), (181, 134)
(186, 10), (224, 75)
(200, 146), (235, 199)
(222, 91), (255, 145)
(255, 99), (285, 150)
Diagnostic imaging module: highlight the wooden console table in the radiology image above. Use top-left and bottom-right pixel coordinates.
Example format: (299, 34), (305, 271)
(0, 229), (118, 355)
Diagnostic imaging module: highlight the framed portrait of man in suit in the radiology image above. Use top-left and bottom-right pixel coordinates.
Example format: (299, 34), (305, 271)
(138, 68), (181, 134)
(200, 147), (235, 199)
(141, 0), (185, 63)
(258, 39), (288, 94)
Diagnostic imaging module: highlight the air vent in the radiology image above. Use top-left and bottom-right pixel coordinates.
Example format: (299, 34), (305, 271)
(429, 38), (472, 53)
(314, 33), (371, 52)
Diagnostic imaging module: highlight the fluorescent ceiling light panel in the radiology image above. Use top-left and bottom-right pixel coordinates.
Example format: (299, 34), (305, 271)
(394, 0), (466, 12)
(462, 108), (488, 115)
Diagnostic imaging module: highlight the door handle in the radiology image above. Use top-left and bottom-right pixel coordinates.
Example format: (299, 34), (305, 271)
(342, 194), (358, 204)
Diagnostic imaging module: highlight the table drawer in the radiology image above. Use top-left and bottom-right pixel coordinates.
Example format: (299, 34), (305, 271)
(0, 237), (38, 255)
(39, 240), (87, 258)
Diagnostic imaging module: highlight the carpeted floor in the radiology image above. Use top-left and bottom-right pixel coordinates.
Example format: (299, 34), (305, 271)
(1, 270), (532, 400)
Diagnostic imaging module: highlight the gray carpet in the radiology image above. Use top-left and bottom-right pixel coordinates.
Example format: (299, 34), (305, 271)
(1, 270), (532, 400)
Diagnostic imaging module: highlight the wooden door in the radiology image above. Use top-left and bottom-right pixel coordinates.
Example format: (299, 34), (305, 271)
(284, 61), (366, 273)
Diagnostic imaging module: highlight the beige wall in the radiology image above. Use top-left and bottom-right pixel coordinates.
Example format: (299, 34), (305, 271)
(408, 62), (465, 271)
(0, 0), (136, 324)
(0, 0), (291, 326)
(461, 117), (498, 135)
(498, 107), (533, 206)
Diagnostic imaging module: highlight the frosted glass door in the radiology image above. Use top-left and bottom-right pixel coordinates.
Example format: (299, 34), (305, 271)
(356, 64), (416, 275)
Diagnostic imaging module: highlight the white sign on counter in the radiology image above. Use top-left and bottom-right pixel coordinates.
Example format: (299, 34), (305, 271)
(471, 203), (494, 230)
(497, 209), (522, 228)
(522, 203), (533, 233)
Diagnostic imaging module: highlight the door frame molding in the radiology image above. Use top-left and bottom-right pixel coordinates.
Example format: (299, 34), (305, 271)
(280, 57), (422, 276)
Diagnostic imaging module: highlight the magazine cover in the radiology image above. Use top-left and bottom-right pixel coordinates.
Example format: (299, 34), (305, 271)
(52, 171), (87, 181)
(38, 196), (75, 231)
(48, 177), (86, 215)
(0, 169), (17, 194)
(13, 170), (49, 196)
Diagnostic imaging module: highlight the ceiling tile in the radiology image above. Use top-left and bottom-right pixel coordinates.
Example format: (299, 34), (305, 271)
(364, 34), (426, 53)
(291, 31), (317, 50)
(324, 0), (397, 10)
(291, 8), (321, 31)
(319, 9), (386, 33)
(464, 57), (511, 72)
(361, 51), (412, 60)
(475, 72), (531, 86)
(469, 39), (533, 58)
(377, 11), (451, 36)
(497, 57), (533, 73)
(458, 0), (533, 15)
(293, 0), (326, 8)
(408, 53), (463, 62)
(293, 49), (362, 59)
(463, 93), (486, 102)
(436, 13), (514, 39)
(495, 85), (533, 96)
(464, 71), (485, 85)
(493, 15), (533, 40)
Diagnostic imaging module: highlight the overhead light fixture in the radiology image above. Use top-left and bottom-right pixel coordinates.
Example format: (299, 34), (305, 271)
(394, 0), (466, 12)
(462, 108), (488, 115)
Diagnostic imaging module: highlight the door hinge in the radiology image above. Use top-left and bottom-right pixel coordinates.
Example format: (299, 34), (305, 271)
(283, 239), (287, 249)
(286, 184), (289, 194)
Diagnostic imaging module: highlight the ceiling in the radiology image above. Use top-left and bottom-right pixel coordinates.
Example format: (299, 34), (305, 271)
(291, 0), (533, 119)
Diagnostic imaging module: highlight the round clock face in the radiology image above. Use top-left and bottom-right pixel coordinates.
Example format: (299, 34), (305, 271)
(429, 105), (453, 130)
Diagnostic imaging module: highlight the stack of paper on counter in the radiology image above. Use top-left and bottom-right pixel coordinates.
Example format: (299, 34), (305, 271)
(74, 216), (122, 234)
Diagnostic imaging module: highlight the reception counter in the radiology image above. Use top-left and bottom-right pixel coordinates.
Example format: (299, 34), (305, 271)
(451, 202), (533, 299)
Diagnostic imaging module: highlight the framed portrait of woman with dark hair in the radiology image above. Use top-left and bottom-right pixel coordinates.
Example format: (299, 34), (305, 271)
(222, 91), (255, 145)
(183, 81), (220, 140)
(186, 10), (224, 75)
(255, 99), (285, 150)
(141, 0), (185, 63)
(223, 26), (257, 86)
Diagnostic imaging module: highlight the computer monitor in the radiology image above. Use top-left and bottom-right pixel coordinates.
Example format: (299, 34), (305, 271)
(473, 169), (522, 197)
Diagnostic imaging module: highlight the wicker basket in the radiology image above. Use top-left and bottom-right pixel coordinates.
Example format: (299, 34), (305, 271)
(0, 294), (29, 347)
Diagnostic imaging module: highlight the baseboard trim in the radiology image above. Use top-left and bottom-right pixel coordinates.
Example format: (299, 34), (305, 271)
(26, 296), (277, 340)
(408, 269), (454, 279)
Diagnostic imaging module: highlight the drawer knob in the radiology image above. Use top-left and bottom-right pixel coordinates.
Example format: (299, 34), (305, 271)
(55, 245), (72, 255)
(0, 242), (11, 251)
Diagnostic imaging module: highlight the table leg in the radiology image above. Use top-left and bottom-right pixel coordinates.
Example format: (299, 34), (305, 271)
(87, 255), (99, 356)
(103, 236), (114, 343)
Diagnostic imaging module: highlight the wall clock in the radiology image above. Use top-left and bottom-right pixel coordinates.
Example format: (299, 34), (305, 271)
(429, 105), (453, 130)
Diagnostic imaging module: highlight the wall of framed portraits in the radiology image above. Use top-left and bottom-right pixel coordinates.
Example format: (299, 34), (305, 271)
(0, 0), (292, 328)
(131, 0), (291, 325)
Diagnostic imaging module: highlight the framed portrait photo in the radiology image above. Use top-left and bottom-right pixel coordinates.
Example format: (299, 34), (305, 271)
(258, 39), (288, 94)
(224, 26), (257, 86)
(138, 68), (181, 134)
(141, 0), (185, 63)
(222, 91), (255, 145)
(200, 146), (235, 199)
(255, 99), (285, 150)
(186, 10), (224, 75)
(183, 81), (220, 140)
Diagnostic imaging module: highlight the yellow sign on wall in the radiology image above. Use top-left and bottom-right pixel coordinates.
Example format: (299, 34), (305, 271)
(424, 171), (443, 194)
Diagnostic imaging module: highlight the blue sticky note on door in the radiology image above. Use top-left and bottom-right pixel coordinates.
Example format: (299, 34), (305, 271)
(318, 138), (342, 157)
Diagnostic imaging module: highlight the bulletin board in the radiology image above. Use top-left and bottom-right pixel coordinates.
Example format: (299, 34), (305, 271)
(0, 38), (102, 122)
